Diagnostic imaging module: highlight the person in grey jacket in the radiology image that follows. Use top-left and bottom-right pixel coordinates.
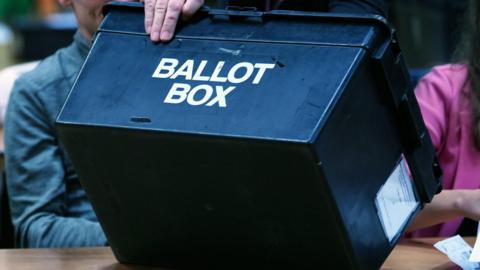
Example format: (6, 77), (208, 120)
(5, 0), (203, 248)
(5, 0), (387, 248)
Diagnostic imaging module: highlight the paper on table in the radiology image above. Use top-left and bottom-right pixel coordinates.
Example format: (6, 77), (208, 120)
(469, 222), (480, 262)
(434, 235), (480, 270)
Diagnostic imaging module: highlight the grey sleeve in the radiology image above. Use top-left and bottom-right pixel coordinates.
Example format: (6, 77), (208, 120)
(4, 79), (107, 248)
(329, 0), (388, 18)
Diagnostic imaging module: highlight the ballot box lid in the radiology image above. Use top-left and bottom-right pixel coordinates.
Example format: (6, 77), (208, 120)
(57, 2), (392, 143)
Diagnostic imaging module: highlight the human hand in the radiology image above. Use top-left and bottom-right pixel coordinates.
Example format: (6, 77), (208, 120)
(140, 0), (204, 42)
(407, 189), (480, 232)
(456, 189), (480, 221)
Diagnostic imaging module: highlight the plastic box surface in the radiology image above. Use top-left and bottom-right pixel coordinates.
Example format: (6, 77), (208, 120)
(57, 3), (442, 269)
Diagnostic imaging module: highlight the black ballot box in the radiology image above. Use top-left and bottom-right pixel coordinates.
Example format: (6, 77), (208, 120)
(56, 3), (442, 270)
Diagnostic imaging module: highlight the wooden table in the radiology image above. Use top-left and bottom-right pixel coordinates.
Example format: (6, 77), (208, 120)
(382, 237), (468, 270)
(0, 238), (468, 270)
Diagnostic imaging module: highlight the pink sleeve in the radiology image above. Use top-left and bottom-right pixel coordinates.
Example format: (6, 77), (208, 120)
(414, 67), (455, 153)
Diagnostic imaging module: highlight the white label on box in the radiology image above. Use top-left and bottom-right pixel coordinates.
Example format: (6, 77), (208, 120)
(375, 159), (419, 242)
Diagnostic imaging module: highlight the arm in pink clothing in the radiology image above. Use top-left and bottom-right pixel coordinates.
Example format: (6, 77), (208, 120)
(408, 65), (480, 233)
(414, 66), (455, 153)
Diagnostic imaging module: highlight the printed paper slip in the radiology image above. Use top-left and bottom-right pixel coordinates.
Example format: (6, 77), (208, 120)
(434, 235), (480, 270)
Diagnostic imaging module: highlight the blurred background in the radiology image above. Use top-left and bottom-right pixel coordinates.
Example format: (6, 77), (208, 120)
(0, 0), (470, 70)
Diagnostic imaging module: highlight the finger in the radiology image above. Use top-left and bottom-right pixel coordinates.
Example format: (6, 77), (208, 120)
(181, 0), (203, 19)
(150, 0), (169, 42)
(160, 0), (184, 41)
(144, 0), (155, 34)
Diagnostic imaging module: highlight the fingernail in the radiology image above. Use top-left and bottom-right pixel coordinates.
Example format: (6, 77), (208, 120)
(146, 26), (151, 34)
(161, 31), (171, 41)
(151, 31), (160, 42)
